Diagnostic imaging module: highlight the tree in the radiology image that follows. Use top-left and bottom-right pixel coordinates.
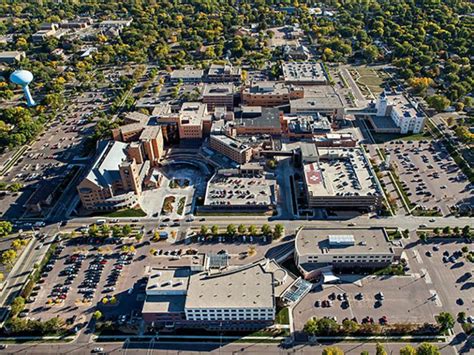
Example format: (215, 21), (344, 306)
(442, 226), (451, 235)
(1, 249), (17, 267)
(416, 343), (440, 355)
(135, 233), (143, 242)
(433, 228), (440, 236)
(100, 224), (110, 238)
(0, 221), (13, 237)
(462, 225), (470, 236)
(150, 248), (157, 256)
(248, 225), (257, 235)
(10, 296), (25, 316)
(227, 224), (236, 236)
(376, 343), (388, 355)
(361, 352), (369, 355)
(261, 224), (271, 236)
(436, 312), (455, 332)
(322, 346), (344, 355)
(303, 318), (318, 335)
(112, 225), (122, 238)
(200, 225), (209, 235)
(317, 317), (339, 335)
(453, 227), (460, 235)
(0, 272), (4, 283)
(273, 224), (284, 239)
(122, 224), (132, 238)
(426, 95), (450, 112)
(93, 310), (102, 320)
(238, 224), (246, 234)
(400, 345), (417, 355)
(211, 225), (219, 236)
(342, 319), (359, 334)
(88, 224), (99, 238)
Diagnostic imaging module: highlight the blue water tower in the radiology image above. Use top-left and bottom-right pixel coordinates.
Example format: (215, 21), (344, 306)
(10, 69), (36, 107)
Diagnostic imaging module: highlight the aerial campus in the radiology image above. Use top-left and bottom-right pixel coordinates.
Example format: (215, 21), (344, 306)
(0, 2), (472, 355)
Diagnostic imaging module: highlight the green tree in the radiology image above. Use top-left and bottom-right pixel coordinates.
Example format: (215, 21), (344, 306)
(436, 312), (455, 332)
(135, 233), (143, 242)
(317, 317), (339, 335)
(261, 224), (271, 236)
(273, 224), (284, 239)
(426, 95), (450, 112)
(200, 225), (209, 235)
(376, 343), (388, 355)
(10, 296), (25, 316)
(1, 249), (17, 267)
(400, 345), (417, 355)
(342, 319), (359, 334)
(453, 226), (460, 235)
(416, 343), (440, 355)
(93, 310), (102, 320)
(100, 224), (110, 238)
(238, 224), (246, 234)
(226, 224), (236, 236)
(442, 226), (451, 235)
(433, 228), (440, 236)
(122, 224), (132, 238)
(462, 225), (470, 236)
(248, 225), (257, 235)
(322, 346), (344, 355)
(112, 225), (122, 238)
(0, 221), (13, 237)
(211, 225), (219, 236)
(303, 318), (318, 335)
(88, 224), (99, 238)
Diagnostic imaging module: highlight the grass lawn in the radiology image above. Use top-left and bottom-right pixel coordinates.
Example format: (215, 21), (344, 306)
(275, 307), (290, 325)
(177, 197), (186, 215)
(103, 208), (147, 218)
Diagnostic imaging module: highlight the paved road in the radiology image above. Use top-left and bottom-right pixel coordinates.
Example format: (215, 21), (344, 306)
(59, 214), (474, 233)
(1, 339), (461, 354)
(0, 234), (55, 320)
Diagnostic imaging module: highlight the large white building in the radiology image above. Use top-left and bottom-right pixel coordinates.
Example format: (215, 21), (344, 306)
(295, 228), (403, 280)
(374, 92), (425, 134)
(142, 259), (311, 330)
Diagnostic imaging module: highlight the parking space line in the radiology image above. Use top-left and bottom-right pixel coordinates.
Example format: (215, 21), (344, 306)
(413, 250), (423, 264)
(429, 290), (442, 307)
(420, 268), (432, 284)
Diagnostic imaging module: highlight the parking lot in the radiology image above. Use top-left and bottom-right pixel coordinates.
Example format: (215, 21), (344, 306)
(293, 274), (441, 332)
(406, 239), (473, 319)
(204, 173), (277, 207)
(385, 139), (472, 215)
(0, 85), (111, 219)
(23, 228), (286, 326)
(293, 237), (473, 333)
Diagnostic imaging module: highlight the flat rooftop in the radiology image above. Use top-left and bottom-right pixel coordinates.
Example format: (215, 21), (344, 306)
(303, 147), (379, 198)
(282, 62), (327, 83)
(244, 81), (302, 95)
(171, 68), (204, 79)
(185, 263), (274, 310)
(291, 86), (344, 110)
(142, 294), (186, 314)
(204, 170), (277, 207)
(211, 134), (250, 153)
(146, 267), (190, 295)
(296, 227), (394, 256)
(234, 108), (281, 129)
(203, 83), (234, 96)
